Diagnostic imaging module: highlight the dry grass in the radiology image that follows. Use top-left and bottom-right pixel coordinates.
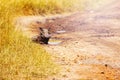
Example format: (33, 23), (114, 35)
(0, 0), (83, 79)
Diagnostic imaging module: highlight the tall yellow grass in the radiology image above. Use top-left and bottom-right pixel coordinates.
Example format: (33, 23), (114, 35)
(0, 0), (83, 79)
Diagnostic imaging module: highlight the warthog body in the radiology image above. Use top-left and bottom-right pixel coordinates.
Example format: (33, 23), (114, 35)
(33, 27), (51, 44)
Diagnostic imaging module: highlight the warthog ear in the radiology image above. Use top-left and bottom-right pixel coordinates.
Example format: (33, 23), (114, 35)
(39, 27), (43, 31)
(36, 21), (41, 24)
(48, 27), (51, 31)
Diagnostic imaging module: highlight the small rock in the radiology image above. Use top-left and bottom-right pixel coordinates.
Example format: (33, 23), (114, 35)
(105, 64), (108, 67)
(74, 59), (78, 63)
(62, 74), (67, 78)
(101, 72), (104, 74)
(67, 68), (70, 72)
(52, 78), (55, 80)
(77, 55), (80, 57)
(75, 41), (78, 43)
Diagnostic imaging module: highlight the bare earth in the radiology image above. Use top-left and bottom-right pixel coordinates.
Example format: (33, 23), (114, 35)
(44, 1), (120, 80)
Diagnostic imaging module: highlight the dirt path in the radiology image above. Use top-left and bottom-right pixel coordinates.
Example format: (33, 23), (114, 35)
(43, 0), (120, 80)
(15, 0), (120, 79)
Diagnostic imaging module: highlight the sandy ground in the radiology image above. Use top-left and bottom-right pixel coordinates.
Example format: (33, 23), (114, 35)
(44, 0), (120, 80)
(15, 0), (120, 80)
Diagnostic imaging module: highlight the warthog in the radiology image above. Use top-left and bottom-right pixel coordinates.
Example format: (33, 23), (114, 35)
(33, 27), (51, 44)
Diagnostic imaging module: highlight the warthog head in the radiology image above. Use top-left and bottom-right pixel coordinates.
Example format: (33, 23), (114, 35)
(36, 27), (51, 44)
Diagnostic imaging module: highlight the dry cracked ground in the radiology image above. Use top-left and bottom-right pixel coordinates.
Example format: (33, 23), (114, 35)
(16, 0), (120, 80)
